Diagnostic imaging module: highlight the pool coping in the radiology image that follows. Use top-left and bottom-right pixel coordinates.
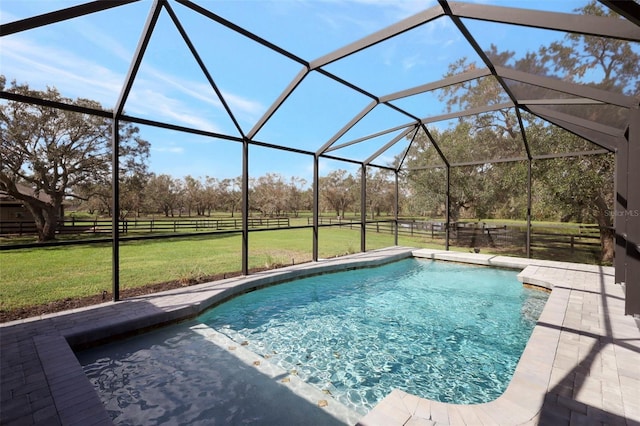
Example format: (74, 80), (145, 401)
(1, 247), (639, 425)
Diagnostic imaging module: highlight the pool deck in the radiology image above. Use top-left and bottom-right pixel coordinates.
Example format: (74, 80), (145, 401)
(1, 247), (639, 425)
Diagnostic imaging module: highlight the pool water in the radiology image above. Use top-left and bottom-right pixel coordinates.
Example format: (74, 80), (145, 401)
(199, 259), (547, 412)
(79, 258), (548, 420)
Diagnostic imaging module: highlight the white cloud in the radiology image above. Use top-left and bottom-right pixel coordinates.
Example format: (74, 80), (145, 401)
(152, 146), (184, 154)
(346, 0), (437, 20)
(132, 64), (264, 125)
(221, 91), (264, 118)
(402, 53), (425, 71)
(416, 17), (459, 46)
(70, 19), (134, 63)
(1, 33), (264, 132)
(0, 37), (125, 105)
(126, 88), (223, 134)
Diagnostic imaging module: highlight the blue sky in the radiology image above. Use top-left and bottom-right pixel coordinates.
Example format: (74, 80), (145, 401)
(1, 0), (593, 184)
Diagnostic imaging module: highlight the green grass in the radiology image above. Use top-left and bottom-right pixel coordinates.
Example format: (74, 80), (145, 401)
(0, 222), (605, 312)
(0, 228), (418, 311)
(1, 243), (113, 310)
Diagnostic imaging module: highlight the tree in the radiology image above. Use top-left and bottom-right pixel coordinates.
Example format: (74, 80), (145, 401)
(364, 168), (395, 219)
(539, 2), (640, 97)
(219, 177), (242, 217)
(402, 126), (504, 222)
(145, 173), (181, 217)
(250, 173), (287, 217)
(532, 1), (637, 262)
(285, 176), (309, 218)
(320, 169), (356, 218)
(119, 172), (148, 220)
(202, 176), (220, 217)
(399, 132), (447, 218)
(403, 1), (636, 262)
(75, 181), (112, 216)
(183, 175), (204, 216)
(0, 78), (150, 241)
(529, 123), (616, 261)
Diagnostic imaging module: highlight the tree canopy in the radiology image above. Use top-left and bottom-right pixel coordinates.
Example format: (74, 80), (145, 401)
(399, 1), (636, 262)
(0, 77), (150, 241)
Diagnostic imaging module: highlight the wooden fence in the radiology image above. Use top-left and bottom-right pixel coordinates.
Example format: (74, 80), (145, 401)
(0, 217), (290, 236)
(312, 218), (602, 256)
(2, 217), (601, 259)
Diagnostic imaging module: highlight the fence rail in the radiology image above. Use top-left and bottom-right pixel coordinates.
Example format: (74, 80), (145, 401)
(0, 217), (290, 236)
(1, 217), (602, 259)
(312, 218), (602, 256)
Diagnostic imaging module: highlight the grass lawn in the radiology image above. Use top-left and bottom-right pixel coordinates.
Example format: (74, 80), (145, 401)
(0, 227), (438, 312)
(0, 221), (603, 314)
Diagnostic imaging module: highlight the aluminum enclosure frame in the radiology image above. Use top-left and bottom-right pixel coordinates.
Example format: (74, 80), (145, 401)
(1, 0), (639, 315)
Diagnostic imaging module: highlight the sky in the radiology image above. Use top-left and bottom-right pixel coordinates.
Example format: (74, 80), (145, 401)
(0, 0), (604, 185)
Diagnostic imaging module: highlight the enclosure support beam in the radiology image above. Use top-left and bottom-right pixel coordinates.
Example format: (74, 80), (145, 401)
(165, 1), (245, 139)
(624, 108), (640, 315)
(108, 0), (162, 301)
(515, 107), (533, 259)
(111, 120), (120, 302)
(446, 165), (451, 251)
(615, 137), (628, 286)
(309, 4), (444, 68)
(361, 165), (367, 253)
(318, 100), (378, 156)
(313, 155), (320, 262)
(394, 171), (399, 246)
(241, 138), (249, 275)
(527, 159), (532, 259)
(0, 0), (138, 36)
(599, 0), (640, 26)
(447, 1), (640, 42)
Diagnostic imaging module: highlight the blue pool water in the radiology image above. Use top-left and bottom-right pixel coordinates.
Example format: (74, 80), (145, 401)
(200, 259), (547, 412)
(79, 258), (548, 421)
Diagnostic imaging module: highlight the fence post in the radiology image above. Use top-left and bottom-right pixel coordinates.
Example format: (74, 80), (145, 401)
(570, 235), (575, 253)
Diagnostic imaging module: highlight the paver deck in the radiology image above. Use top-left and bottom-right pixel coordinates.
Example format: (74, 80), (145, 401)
(1, 247), (638, 425)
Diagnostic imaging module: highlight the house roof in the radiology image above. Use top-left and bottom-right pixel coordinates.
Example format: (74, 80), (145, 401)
(0, 183), (54, 204)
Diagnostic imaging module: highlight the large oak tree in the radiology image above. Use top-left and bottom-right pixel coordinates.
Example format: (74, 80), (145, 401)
(0, 77), (149, 241)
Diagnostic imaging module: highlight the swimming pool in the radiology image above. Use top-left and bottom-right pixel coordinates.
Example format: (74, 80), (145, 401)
(79, 258), (548, 421)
